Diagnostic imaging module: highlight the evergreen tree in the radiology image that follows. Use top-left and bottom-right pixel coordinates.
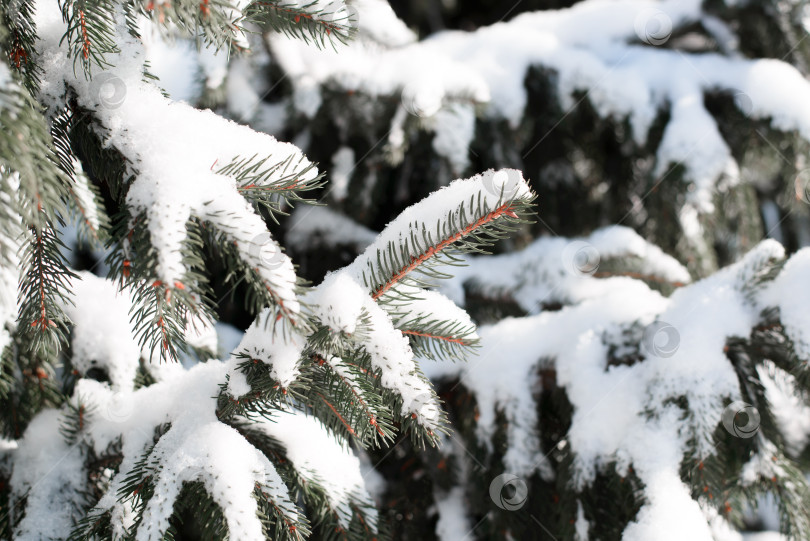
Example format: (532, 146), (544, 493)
(179, 0), (810, 539)
(0, 0), (535, 539)
(5, 0), (810, 540)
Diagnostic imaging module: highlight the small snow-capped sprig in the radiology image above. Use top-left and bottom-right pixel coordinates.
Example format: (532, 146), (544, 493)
(347, 169), (535, 303)
(217, 153), (324, 221)
(17, 225), (77, 354)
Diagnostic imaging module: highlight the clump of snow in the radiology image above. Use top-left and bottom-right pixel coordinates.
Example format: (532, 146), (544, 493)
(9, 410), (87, 539)
(329, 146), (355, 202)
(434, 487), (471, 541)
(229, 312), (305, 393)
(574, 500), (589, 541)
(439, 225), (690, 312)
(431, 103), (476, 175)
(351, 0), (416, 47)
(63, 272), (141, 390)
(757, 247), (810, 361)
(307, 271), (367, 335)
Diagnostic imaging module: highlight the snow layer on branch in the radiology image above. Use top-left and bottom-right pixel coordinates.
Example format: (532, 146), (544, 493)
(306, 272), (442, 429)
(63, 272), (141, 390)
(757, 247), (810, 361)
(439, 225), (690, 311)
(269, 0), (810, 210)
(424, 238), (799, 537)
(314, 269), (444, 428)
(434, 487), (471, 541)
(228, 312), (305, 394)
(33, 0), (316, 318)
(136, 420), (291, 541)
(10, 410), (87, 540)
(252, 409), (378, 530)
(69, 360), (297, 539)
(351, 0), (415, 47)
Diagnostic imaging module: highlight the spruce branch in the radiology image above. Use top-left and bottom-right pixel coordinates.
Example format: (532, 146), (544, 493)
(218, 154), (324, 222)
(396, 317), (478, 362)
(301, 354), (396, 448)
(134, 0), (250, 53)
(0, 1), (40, 92)
(358, 191), (534, 303)
(244, 0), (358, 49)
(17, 225), (76, 354)
(59, 0), (119, 75)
